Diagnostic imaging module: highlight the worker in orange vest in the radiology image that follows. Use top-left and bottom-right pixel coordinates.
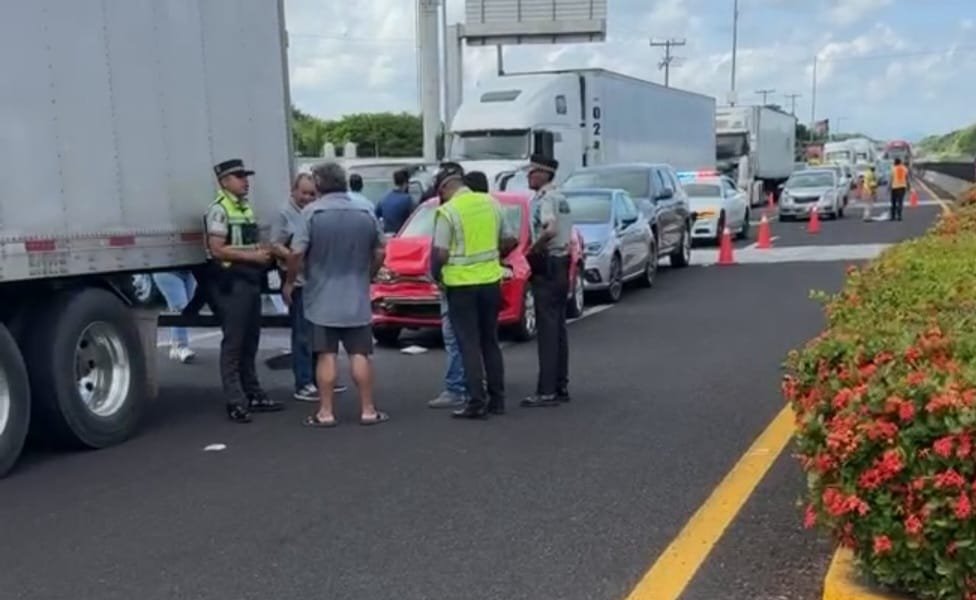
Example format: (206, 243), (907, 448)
(889, 158), (909, 222)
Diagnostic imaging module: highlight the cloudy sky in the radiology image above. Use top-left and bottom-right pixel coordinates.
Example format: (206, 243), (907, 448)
(285, 0), (976, 141)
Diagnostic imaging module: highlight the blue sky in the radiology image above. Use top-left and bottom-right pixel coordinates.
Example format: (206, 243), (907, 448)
(285, 0), (976, 141)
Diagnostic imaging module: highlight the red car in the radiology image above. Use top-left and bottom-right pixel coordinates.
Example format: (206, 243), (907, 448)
(371, 191), (585, 346)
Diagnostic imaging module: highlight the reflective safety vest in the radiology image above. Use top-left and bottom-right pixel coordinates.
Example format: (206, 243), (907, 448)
(437, 191), (504, 287)
(207, 189), (259, 268)
(891, 165), (908, 189)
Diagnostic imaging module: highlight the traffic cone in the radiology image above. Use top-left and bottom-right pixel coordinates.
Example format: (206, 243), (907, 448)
(757, 213), (772, 249)
(910, 189), (919, 208)
(717, 226), (735, 266)
(807, 207), (821, 234)
(767, 192), (775, 209)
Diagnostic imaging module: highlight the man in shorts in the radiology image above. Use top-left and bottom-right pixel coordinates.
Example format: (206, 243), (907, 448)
(284, 161), (389, 428)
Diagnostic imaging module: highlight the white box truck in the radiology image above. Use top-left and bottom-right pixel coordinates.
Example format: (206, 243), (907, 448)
(715, 105), (796, 206)
(0, 0), (292, 476)
(446, 69), (716, 191)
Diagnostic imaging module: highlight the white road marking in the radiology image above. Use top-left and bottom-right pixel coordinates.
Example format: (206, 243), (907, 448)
(743, 236), (778, 251)
(203, 443), (227, 452)
(691, 243), (892, 266)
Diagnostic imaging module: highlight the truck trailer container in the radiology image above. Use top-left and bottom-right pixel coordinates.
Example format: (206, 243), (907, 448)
(446, 69), (716, 191)
(715, 105), (796, 206)
(0, 0), (292, 476)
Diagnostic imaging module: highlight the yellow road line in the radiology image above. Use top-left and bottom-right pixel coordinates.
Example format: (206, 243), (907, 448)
(823, 548), (911, 600)
(624, 404), (795, 600)
(913, 177), (952, 214)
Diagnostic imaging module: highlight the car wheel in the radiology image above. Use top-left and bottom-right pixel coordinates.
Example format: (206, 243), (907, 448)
(373, 326), (401, 347)
(0, 323), (30, 478)
(736, 209), (750, 240)
(602, 255), (624, 303)
(25, 288), (147, 449)
(638, 236), (658, 288)
(669, 225), (691, 268)
(513, 285), (537, 341)
(566, 264), (585, 318)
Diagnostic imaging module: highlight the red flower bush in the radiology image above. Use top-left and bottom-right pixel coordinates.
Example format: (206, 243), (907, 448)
(788, 205), (976, 599)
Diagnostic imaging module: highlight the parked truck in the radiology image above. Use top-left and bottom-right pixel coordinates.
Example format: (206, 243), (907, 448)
(0, 0), (292, 477)
(446, 69), (716, 191)
(715, 105), (796, 206)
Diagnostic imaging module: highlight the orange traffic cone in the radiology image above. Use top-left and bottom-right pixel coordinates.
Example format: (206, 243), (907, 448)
(767, 192), (775, 209)
(757, 213), (772, 249)
(807, 207), (821, 234)
(717, 226), (735, 266)
(910, 189), (919, 208)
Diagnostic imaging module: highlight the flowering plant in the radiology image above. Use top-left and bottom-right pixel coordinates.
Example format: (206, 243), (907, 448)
(787, 206), (976, 599)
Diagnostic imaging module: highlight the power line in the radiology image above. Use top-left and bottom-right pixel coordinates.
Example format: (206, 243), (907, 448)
(755, 88), (775, 104)
(650, 38), (686, 87)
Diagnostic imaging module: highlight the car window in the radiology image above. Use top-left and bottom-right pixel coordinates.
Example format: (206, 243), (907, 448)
(565, 193), (613, 224)
(664, 169), (682, 193)
(683, 183), (722, 198)
(653, 170), (670, 197)
(563, 169), (650, 198)
(618, 194), (639, 221)
(722, 179), (738, 196)
(399, 203), (437, 237)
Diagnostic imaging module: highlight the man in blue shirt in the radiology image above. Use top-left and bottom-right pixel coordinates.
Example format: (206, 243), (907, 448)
(376, 169), (414, 234)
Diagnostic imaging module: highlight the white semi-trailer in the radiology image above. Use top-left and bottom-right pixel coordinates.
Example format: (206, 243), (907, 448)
(715, 105), (796, 206)
(0, 0), (292, 476)
(446, 69), (716, 191)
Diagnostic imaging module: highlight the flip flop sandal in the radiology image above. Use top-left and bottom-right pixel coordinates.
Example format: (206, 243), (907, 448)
(303, 414), (337, 428)
(360, 411), (390, 426)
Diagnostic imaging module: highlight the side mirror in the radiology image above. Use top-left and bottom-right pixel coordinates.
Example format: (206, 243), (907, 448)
(656, 187), (674, 201)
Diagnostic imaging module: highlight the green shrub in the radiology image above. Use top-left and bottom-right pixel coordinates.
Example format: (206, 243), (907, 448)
(786, 205), (976, 599)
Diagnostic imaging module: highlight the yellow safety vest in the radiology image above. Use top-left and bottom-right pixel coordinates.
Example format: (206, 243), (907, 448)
(207, 189), (259, 268)
(437, 191), (504, 287)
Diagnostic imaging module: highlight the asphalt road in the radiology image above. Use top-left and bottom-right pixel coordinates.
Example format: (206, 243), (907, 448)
(0, 193), (944, 600)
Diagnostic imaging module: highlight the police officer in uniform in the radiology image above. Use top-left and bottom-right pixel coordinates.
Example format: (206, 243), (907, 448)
(430, 165), (518, 419)
(521, 155), (574, 408)
(205, 159), (283, 423)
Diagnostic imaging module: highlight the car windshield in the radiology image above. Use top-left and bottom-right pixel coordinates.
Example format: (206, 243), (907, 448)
(716, 133), (749, 160)
(565, 194), (612, 224)
(563, 169), (650, 198)
(825, 151), (851, 163)
(451, 130), (529, 160)
(788, 172), (834, 188)
(683, 183), (722, 198)
(398, 202), (522, 238)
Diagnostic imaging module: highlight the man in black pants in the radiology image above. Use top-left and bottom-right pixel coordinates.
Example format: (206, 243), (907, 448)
(204, 159), (283, 423)
(521, 155), (574, 408)
(430, 166), (518, 419)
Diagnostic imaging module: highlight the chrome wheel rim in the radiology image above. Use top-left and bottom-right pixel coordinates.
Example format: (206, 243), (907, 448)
(0, 361), (9, 437)
(75, 322), (131, 418)
(609, 260), (623, 300)
(523, 289), (536, 335)
(573, 271), (584, 311)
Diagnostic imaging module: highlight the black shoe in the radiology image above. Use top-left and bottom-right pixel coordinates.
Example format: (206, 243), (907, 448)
(487, 401), (506, 415)
(556, 389), (571, 403)
(520, 394), (560, 408)
(226, 404), (252, 423)
(452, 404), (489, 419)
(248, 393), (284, 413)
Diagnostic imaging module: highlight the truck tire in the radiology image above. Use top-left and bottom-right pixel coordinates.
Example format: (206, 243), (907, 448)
(0, 323), (30, 478)
(25, 288), (147, 449)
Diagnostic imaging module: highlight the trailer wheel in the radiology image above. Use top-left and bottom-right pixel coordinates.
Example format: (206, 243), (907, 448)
(26, 288), (147, 449)
(0, 323), (30, 478)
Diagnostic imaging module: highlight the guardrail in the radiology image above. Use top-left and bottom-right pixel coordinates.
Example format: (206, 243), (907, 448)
(918, 169), (973, 199)
(914, 161), (975, 183)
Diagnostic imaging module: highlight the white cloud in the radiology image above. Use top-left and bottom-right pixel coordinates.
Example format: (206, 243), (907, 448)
(825, 0), (893, 27)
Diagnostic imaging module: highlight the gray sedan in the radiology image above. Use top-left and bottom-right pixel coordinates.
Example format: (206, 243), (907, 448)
(779, 169), (846, 220)
(565, 189), (656, 303)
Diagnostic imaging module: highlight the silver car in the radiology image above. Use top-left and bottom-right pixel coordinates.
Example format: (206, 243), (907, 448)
(565, 189), (656, 303)
(779, 169), (846, 220)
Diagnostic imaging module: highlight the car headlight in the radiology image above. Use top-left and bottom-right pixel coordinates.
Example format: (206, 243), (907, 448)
(584, 241), (605, 256)
(819, 192), (836, 205)
(781, 192), (792, 204)
(375, 266), (394, 283)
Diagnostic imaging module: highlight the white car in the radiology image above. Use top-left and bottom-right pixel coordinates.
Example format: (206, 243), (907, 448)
(680, 173), (751, 243)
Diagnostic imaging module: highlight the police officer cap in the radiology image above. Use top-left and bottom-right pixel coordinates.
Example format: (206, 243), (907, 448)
(214, 158), (254, 179)
(529, 154), (559, 173)
(433, 163), (465, 192)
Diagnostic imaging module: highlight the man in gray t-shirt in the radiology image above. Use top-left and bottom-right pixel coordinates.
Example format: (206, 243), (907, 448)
(285, 162), (388, 429)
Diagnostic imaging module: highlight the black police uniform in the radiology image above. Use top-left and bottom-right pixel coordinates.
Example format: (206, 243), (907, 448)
(205, 159), (282, 423)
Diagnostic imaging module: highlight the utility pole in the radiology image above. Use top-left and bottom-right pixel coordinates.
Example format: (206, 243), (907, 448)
(784, 93), (801, 115)
(650, 38), (686, 87)
(729, 0), (739, 104)
(755, 88), (775, 104)
(810, 54), (818, 132)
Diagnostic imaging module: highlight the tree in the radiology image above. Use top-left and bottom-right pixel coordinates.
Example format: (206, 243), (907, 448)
(291, 108), (426, 158)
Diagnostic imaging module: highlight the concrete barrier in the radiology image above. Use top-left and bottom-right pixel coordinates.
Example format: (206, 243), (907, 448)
(919, 170), (972, 199)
